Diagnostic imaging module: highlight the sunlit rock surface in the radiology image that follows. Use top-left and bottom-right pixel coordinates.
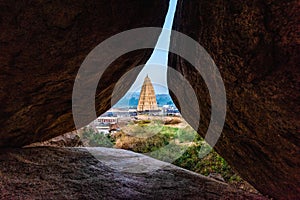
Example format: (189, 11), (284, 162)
(168, 0), (299, 199)
(0, 0), (298, 199)
(0, 147), (268, 200)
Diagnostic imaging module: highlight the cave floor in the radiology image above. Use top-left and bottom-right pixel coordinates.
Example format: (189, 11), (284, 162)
(0, 147), (268, 200)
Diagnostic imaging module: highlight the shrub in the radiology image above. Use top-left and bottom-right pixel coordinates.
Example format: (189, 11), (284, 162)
(164, 118), (182, 125)
(85, 120), (243, 186)
(114, 131), (169, 153)
(176, 127), (197, 143)
(82, 127), (114, 147)
(173, 143), (238, 182)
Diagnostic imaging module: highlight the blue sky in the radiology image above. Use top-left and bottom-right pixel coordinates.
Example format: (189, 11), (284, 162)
(127, 0), (178, 94)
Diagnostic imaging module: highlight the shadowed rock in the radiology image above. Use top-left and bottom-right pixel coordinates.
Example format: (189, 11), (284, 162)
(0, 0), (299, 199)
(0, 0), (168, 147)
(168, 0), (299, 199)
(0, 147), (268, 200)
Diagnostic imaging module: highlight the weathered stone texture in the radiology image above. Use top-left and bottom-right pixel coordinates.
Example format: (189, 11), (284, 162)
(0, 147), (268, 200)
(0, 0), (299, 199)
(0, 0), (168, 147)
(168, 0), (299, 199)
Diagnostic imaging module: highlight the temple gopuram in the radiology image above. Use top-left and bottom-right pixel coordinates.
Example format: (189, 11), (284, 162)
(137, 75), (159, 113)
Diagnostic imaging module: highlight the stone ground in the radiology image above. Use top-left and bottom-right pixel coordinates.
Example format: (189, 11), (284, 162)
(0, 147), (269, 200)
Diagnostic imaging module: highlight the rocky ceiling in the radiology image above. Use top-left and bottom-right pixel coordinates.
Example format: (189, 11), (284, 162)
(168, 0), (299, 199)
(0, 0), (169, 146)
(0, 0), (299, 199)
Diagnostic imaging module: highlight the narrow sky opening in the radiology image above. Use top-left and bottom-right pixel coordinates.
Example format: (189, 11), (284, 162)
(127, 0), (178, 94)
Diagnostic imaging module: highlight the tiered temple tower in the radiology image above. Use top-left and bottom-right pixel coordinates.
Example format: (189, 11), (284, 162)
(137, 75), (158, 112)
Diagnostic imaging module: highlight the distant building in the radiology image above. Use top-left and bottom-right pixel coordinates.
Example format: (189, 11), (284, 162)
(137, 75), (159, 113)
(106, 108), (128, 117)
(93, 117), (119, 134)
(162, 105), (180, 116)
(109, 123), (120, 134)
(97, 117), (118, 124)
(128, 109), (137, 116)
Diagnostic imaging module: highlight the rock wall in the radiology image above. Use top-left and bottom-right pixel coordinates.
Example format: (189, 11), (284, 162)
(168, 0), (299, 199)
(0, 0), (299, 199)
(0, 0), (168, 147)
(0, 147), (268, 200)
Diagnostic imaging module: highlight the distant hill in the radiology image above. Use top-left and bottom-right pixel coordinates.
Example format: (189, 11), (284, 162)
(113, 92), (176, 108)
(156, 94), (175, 107)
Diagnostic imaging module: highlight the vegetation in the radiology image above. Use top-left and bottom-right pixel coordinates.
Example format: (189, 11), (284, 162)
(173, 142), (239, 182)
(81, 127), (114, 147)
(81, 120), (243, 184)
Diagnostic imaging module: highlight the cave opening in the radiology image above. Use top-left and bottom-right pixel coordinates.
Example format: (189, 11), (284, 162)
(1, 0), (298, 199)
(28, 0), (259, 194)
